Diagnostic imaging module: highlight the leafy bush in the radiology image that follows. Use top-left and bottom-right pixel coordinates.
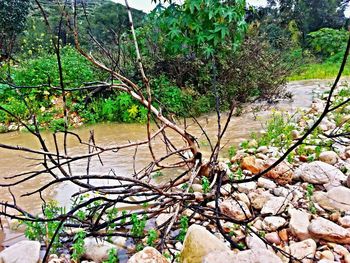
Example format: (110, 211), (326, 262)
(307, 28), (348, 59)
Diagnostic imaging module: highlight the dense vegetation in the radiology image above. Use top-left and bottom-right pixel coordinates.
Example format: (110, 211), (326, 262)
(0, 0), (349, 130)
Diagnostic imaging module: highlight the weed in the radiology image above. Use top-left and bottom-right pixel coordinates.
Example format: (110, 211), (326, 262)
(146, 229), (158, 247)
(177, 216), (189, 242)
(306, 184), (317, 214)
(103, 248), (119, 263)
(201, 177), (210, 193)
(71, 230), (87, 262)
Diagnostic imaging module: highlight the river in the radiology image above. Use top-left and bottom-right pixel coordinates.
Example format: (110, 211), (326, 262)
(0, 79), (335, 248)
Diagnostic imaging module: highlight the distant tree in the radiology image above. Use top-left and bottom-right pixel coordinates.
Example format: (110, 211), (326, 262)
(0, 0), (31, 61)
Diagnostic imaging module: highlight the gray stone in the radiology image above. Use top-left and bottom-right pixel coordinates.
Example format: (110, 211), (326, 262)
(319, 151), (339, 165)
(261, 197), (289, 215)
(128, 247), (168, 263)
(290, 239), (317, 263)
(288, 209), (311, 240)
(257, 178), (277, 189)
(313, 187), (350, 212)
(295, 161), (346, 190)
(0, 241), (40, 263)
(262, 216), (286, 231)
(220, 199), (252, 221)
(83, 237), (118, 263)
(308, 217), (350, 244)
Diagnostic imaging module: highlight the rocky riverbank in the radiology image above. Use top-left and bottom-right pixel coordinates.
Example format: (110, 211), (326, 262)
(1, 81), (350, 262)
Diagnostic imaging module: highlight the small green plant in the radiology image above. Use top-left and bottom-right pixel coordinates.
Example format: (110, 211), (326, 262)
(146, 229), (158, 247)
(201, 177), (210, 193)
(131, 214), (147, 237)
(235, 168), (244, 181)
(228, 146), (237, 159)
(71, 230), (87, 262)
(177, 216), (189, 242)
(306, 184), (317, 214)
(103, 248), (119, 263)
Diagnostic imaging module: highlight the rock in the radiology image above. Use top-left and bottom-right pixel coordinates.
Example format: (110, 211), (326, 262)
(319, 151), (339, 165)
(290, 239), (317, 263)
(191, 184), (203, 193)
(346, 254), (350, 263)
(248, 190), (273, 210)
(320, 250), (335, 261)
(248, 139), (258, 148)
(295, 161), (346, 189)
(204, 249), (283, 263)
(246, 232), (269, 250)
(263, 159), (294, 185)
(265, 232), (281, 245)
(262, 216), (286, 231)
(278, 229), (289, 242)
(220, 199), (252, 221)
(220, 184), (232, 196)
(180, 224), (231, 263)
(202, 251), (236, 263)
(288, 209), (311, 240)
(128, 247), (168, 263)
(111, 236), (127, 249)
(257, 146), (269, 154)
(0, 241), (40, 263)
(333, 244), (349, 257)
(313, 187), (350, 212)
(241, 156), (264, 174)
(291, 130), (300, 140)
(308, 217), (350, 244)
(339, 216), (350, 228)
(237, 182), (257, 193)
(235, 193), (250, 206)
(347, 175), (350, 188)
(83, 237), (118, 263)
(261, 197), (289, 215)
(257, 178), (277, 189)
(156, 213), (173, 227)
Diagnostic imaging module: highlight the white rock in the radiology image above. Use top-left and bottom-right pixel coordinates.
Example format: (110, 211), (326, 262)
(261, 197), (289, 215)
(156, 213), (173, 227)
(262, 216), (286, 231)
(333, 244), (349, 257)
(265, 232), (281, 245)
(339, 216), (350, 228)
(248, 190), (273, 210)
(180, 224), (231, 263)
(290, 239), (317, 263)
(308, 217), (350, 244)
(203, 249), (283, 263)
(313, 187), (350, 212)
(83, 237), (118, 263)
(257, 146), (269, 154)
(0, 241), (40, 263)
(128, 247), (168, 263)
(319, 151), (339, 165)
(288, 209), (311, 240)
(258, 178), (277, 189)
(237, 182), (257, 193)
(246, 232), (269, 250)
(295, 161), (346, 189)
(220, 199), (252, 221)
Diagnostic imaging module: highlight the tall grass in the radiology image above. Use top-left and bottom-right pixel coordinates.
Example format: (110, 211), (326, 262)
(289, 62), (350, 81)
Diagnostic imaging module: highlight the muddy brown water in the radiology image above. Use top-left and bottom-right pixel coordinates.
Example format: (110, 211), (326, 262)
(0, 79), (337, 248)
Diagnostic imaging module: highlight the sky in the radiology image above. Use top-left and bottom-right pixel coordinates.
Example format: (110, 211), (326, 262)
(111, 0), (350, 17)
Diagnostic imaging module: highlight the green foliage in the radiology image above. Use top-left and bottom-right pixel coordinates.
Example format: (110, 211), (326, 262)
(258, 112), (295, 148)
(0, 0), (31, 58)
(306, 184), (317, 214)
(22, 201), (64, 253)
(153, 0), (247, 57)
(201, 177), (210, 194)
(71, 230), (87, 262)
(103, 248), (119, 263)
(131, 214), (147, 237)
(146, 229), (158, 247)
(177, 216), (189, 242)
(308, 28), (348, 59)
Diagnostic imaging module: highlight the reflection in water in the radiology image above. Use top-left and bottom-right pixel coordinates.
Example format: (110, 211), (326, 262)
(0, 80), (331, 246)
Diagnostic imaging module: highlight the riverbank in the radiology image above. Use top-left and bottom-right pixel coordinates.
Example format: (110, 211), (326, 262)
(1, 79), (350, 262)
